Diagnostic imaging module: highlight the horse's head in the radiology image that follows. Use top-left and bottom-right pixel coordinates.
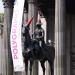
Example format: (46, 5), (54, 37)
(23, 24), (31, 40)
(23, 17), (33, 39)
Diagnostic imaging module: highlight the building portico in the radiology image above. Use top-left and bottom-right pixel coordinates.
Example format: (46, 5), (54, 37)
(1, 0), (75, 75)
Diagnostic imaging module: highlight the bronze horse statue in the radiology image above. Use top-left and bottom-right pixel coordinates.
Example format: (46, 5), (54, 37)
(22, 25), (55, 75)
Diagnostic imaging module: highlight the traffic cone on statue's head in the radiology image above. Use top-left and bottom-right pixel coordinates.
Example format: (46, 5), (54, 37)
(26, 17), (33, 26)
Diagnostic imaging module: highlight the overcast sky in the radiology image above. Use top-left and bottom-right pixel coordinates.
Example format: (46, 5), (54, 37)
(0, 0), (4, 13)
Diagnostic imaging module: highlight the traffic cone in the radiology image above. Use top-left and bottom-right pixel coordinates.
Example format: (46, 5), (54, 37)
(27, 17), (33, 26)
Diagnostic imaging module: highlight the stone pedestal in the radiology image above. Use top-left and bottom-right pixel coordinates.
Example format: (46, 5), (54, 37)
(3, 0), (14, 75)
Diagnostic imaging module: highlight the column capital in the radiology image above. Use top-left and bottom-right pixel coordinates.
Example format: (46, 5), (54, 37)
(2, 0), (14, 8)
(24, 8), (28, 13)
(28, 0), (37, 4)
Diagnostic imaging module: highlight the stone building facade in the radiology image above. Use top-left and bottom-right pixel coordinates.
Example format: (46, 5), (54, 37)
(1, 0), (75, 75)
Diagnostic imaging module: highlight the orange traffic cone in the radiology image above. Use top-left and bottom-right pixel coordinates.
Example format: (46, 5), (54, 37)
(27, 17), (33, 26)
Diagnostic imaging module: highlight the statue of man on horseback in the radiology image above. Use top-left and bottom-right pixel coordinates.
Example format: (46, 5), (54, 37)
(22, 17), (55, 75)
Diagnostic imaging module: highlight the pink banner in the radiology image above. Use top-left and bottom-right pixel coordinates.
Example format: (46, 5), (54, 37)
(10, 0), (25, 71)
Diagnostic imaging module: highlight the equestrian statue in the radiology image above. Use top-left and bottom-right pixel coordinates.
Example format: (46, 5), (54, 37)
(22, 17), (55, 75)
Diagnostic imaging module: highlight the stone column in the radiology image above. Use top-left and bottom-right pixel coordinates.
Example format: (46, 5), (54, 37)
(28, 0), (38, 36)
(23, 9), (28, 25)
(47, 9), (55, 42)
(3, 0), (14, 75)
(54, 0), (66, 75)
(28, 0), (38, 75)
(46, 9), (55, 75)
(0, 24), (3, 75)
(45, 13), (50, 75)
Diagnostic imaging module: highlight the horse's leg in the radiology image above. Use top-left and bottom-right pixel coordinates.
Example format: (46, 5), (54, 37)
(48, 60), (54, 75)
(25, 59), (28, 75)
(40, 60), (45, 75)
(30, 60), (33, 75)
